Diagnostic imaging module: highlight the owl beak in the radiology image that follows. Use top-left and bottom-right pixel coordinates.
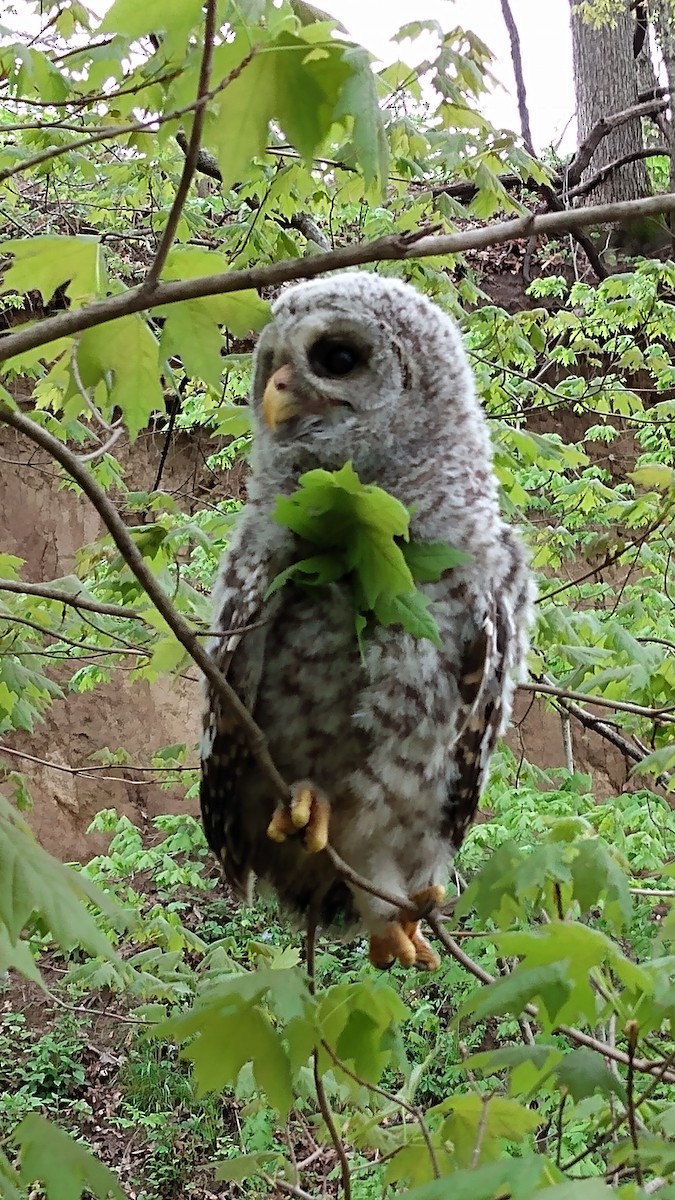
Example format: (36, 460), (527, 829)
(262, 364), (301, 429)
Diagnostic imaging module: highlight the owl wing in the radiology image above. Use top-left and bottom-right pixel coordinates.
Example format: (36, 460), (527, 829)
(445, 593), (514, 847)
(199, 553), (273, 887)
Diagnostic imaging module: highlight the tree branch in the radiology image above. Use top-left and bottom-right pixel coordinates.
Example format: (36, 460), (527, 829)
(142, 0), (217, 290)
(0, 49), (256, 189)
(4, 193), (675, 365)
(568, 147), (670, 200)
(0, 402), (289, 806)
(519, 679), (675, 723)
(0, 579), (143, 620)
(499, 0), (534, 153)
(565, 98), (670, 189)
(426, 915), (675, 1083)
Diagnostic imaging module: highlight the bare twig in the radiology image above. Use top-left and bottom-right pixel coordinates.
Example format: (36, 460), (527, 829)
(499, 0), (534, 152)
(626, 1021), (644, 1186)
(568, 147), (670, 200)
(0, 743), (195, 787)
(5, 194), (675, 364)
(143, 0), (217, 289)
(0, 611), (147, 657)
(77, 425), (124, 463)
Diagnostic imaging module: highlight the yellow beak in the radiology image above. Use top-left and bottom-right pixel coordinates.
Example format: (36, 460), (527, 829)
(262, 364), (301, 430)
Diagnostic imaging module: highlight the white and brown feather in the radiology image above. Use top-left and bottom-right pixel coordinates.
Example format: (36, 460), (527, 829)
(199, 272), (534, 940)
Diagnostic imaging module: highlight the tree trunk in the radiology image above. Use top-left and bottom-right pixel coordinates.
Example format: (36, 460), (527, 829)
(569, 0), (649, 203)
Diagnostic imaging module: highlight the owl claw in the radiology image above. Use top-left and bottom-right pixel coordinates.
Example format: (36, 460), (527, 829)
(410, 884), (446, 917)
(368, 887), (444, 972)
(368, 921), (440, 972)
(266, 781), (330, 853)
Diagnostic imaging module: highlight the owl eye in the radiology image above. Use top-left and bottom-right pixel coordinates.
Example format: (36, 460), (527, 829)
(308, 337), (363, 379)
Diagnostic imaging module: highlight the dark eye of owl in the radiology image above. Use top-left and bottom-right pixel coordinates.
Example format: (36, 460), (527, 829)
(307, 337), (363, 379)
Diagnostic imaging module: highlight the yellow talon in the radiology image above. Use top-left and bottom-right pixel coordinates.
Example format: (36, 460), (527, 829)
(291, 786), (313, 829)
(265, 782), (330, 854)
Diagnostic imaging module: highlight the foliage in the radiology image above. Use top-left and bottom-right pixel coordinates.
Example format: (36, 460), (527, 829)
(269, 461), (470, 647)
(0, 0), (674, 1198)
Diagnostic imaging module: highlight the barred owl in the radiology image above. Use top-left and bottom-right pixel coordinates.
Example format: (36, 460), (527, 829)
(200, 272), (533, 970)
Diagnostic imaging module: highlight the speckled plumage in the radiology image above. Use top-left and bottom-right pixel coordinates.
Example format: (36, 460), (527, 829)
(200, 272), (534, 947)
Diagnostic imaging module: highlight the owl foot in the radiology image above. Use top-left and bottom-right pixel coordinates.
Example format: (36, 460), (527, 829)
(368, 921), (441, 972)
(266, 781), (330, 854)
(368, 886), (445, 972)
(410, 884), (446, 916)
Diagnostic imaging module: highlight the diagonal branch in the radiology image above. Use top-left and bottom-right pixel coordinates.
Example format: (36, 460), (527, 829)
(565, 98), (670, 189)
(518, 680), (675, 723)
(142, 0), (217, 290)
(0, 401), (290, 807)
(499, 0), (534, 153)
(4, 193), (675, 365)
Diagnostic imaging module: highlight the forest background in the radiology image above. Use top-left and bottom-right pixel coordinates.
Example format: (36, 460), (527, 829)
(1, 1), (675, 1198)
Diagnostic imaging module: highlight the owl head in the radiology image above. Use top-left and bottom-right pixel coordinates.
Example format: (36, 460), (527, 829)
(248, 271), (493, 499)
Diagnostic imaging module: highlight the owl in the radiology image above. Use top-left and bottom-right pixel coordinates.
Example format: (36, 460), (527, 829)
(200, 272), (533, 971)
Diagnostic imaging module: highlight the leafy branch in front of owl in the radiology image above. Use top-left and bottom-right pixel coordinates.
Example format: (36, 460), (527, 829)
(267, 460), (472, 650)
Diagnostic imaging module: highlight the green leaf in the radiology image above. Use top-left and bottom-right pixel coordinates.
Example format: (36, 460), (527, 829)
(270, 462), (464, 645)
(630, 464), (675, 490)
(77, 316), (163, 440)
(0, 791), (127, 975)
(334, 47), (389, 190)
(375, 589), (442, 645)
(14, 1114), (125, 1200)
(404, 1151), (554, 1200)
(0, 554), (25, 580)
(459, 962), (572, 1027)
(401, 541), (473, 580)
(212, 1152), (285, 1182)
(0, 1148), (22, 1200)
(2, 236), (104, 305)
(99, 0), (203, 41)
(553, 1047), (627, 1104)
(265, 553), (346, 598)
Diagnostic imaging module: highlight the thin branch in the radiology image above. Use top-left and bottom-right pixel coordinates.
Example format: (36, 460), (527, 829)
(0, 579), (142, 620)
(519, 680), (675, 723)
(0, 49), (256, 188)
(4, 193), (675, 364)
(0, 611), (147, 657)
(325, 845), (419, 917)
(499, 0), (534, 152)
(0, 743), (195, 787)
(626, 1021), (644, 1186)
(426, 915), (675, 1083)
(0, 402), (290, 806)
(306, 915), (352, 1200)
(77, 425), (124, 463)
(565, 98), (670, 188)
(568, 147), (670, 200)
(142, 0), (216, 289)
(320, 1038), (440, 1180)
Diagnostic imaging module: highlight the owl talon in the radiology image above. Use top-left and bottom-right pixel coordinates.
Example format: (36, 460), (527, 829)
(410, 884), (446, 917)
(368, 887), (444, 972)
(368, 919), (440, 972)
(266, 781), (330, 853)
